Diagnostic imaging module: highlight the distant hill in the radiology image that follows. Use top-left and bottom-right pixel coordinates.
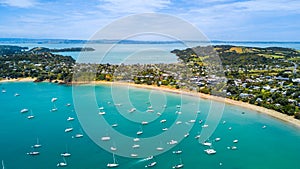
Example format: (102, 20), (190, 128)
(0, 45), (28, 55)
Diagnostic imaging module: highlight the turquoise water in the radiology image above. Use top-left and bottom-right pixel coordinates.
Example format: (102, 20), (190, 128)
(0, 82), (300, 169)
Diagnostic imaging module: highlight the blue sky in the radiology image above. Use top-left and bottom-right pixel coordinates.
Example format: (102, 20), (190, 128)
(0, 0), (299, 41)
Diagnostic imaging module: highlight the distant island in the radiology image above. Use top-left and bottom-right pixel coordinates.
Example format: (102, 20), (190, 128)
(0, 44), (299, 121)
(29, 46), (95, 53)
(1, 38), (300, 45)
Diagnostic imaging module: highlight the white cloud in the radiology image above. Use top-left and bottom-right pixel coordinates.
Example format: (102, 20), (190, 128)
(0, 0), (37, 8)
(191, 0), (300, 14)
(98, 0), (171, 14)
(90, 13), (207, 41)
(176, 0), (300, 40)
(0, 0), (299, 40)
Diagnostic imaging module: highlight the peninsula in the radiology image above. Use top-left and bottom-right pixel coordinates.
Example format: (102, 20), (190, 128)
(0, 44), (299, 122)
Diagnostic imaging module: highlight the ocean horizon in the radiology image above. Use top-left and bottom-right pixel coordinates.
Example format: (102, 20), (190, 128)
(1, 39), (300, 64)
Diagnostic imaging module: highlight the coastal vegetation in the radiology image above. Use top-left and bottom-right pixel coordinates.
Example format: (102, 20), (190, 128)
(0, 45), (75, 83)
(0, 45), (299, 120)
(171, 45), (300, 118)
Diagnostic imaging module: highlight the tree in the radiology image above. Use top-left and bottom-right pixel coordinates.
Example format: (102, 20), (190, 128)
(295, 112), (300, 119)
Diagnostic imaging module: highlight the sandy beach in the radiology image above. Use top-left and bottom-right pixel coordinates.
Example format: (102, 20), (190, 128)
(0, 77), (36, 83)
(2, 78), (300, 128)
(89, 80), (300, 128)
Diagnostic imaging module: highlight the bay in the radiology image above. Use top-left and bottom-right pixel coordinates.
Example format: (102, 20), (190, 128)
(0, 82), (300, 169)
(1, 41), (300, 64)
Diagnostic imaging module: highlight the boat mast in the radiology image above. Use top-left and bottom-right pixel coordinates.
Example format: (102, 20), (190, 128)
(113, 153), (116, 164)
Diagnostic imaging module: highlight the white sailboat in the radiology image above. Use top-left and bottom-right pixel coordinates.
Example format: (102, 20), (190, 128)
(60, 152), (71, 157)
(132, 144), (140, 149)
(57, 157), (67, 167)
(20, 108), (29, 113)
(72, 129), (84, 138)
(146, 109), (154, 113)
(50, 98), (58, 111)
(32, 138), (42, 148)
(184, 133), (189, 138)
(27, 147), (40, 156)
(128, 108), (136, 113)
(202, 124), (209, 128)
(51, 108), (58, 112)
(107, 153), (119, 168)
(145, 161), (157, 168)
(64, 127), (73, 132)
(112, 123), (118, 127)
(145, 156), (153, 160)
(99, 111), (106, 115)
(73, 133), (83, 138)
(172, 158), (184, 168)
(110, 146), (117, 151)
(50, 102), (58, 112)
(202, 142), (212, 147)
(110, 141), (117, 151)
(156, 141), (164, 151)
(51, 97), (58, 102)
(27, 110), (35, 119)
(172, 150), (182, 154)
(2, 160), (5, 169)
(144, 156), (156, 167)
(167, 140), (178, 145)
(101, 136), (111, 141)
(204, 149), (216, 154)
(64, 123), (73, 133)
(175, 121), (182, 125)
(136, 131), (143, 135)
(67, 117), (74, 121)
(160, 119), (167, 123)
(72, 129), (83, 138)
(141, 121), (148, 125)
(136, 126), (143, 135)
(133, 138), (140, 142)
(130, 154), (138, 157)
(156, 147), (164, 151)
(195, 134), (200, 139)
(188, 119), (196, 123)
(61, 145), (71, 157)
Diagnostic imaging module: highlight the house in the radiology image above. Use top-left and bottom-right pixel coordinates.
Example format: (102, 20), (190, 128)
(256, 98), (263, 102)
(292, 78), (300, 83)
(275, 76), (289, 81)
(263, 85), (271, 90)
(239, 93), (249, 98)
(270, 88), (277, 93)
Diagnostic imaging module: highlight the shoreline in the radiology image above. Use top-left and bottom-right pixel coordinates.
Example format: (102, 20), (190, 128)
(1, 78), (300, 128)
(93, 81), (300, 128)
(0, 77), (37, 83)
